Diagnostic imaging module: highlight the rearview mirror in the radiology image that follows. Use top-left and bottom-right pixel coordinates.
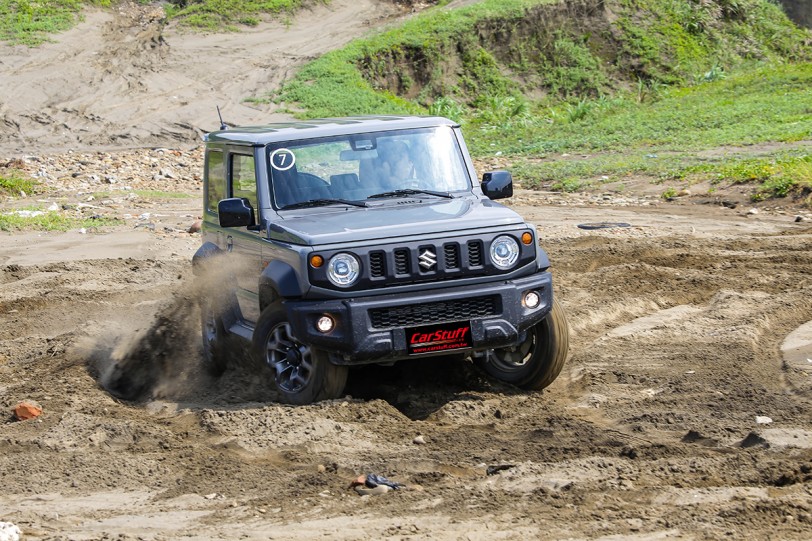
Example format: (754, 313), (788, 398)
(218, 198), (255, 228)
(481, 171), (513, 200)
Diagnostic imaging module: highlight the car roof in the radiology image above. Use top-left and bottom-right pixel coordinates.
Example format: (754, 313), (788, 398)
(203, 115), (457, 146)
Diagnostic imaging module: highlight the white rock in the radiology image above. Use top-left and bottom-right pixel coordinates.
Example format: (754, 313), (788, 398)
(413, 435), (426, 445)
(756, 416), (773, 425)
(747, 208), (759, 215)
(0, 521), (22, 541)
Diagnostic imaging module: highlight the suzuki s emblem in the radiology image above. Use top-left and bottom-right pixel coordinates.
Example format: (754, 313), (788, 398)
(419, 249), (437, 270)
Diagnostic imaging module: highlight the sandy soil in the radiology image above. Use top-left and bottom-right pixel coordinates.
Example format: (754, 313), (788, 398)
(0, 0), (399, 155)
(1, 1), (812, 540)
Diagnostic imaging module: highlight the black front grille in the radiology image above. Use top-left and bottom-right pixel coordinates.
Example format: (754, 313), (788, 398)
(369, 252), (385, 278)
(369, 295), (500, 329)
(309, 232), (534, 291)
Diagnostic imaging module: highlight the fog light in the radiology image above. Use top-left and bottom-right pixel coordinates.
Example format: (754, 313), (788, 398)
(523, 291), (541, 309)
(316, 315), (335, 333)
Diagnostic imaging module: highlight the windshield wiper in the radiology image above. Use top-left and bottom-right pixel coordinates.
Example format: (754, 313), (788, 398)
(280, 198), (368, 210)
(367, 189), (453, 200)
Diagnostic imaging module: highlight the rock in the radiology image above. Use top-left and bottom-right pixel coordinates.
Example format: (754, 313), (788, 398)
(354, 484), (392, 496)
(756, 416), (773, 424)
(0, 521), (22, 541)
(13, 400), (42, 421)
(739, 431), (769, 448)
(747, 208), (759, 215)
(188, 220), (202, 233)
(413, 435), (426, 445)
(795, 215), (805, 222)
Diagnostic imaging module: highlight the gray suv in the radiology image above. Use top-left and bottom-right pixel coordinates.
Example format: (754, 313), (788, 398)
(193, 116), (568, 404)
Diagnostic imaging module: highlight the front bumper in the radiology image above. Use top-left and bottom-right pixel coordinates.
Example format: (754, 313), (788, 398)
(284, 271), (554, 365)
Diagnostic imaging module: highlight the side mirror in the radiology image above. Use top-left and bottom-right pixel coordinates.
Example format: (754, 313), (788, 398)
(481, 170), (514, 200)
(218, 197), (255, 228)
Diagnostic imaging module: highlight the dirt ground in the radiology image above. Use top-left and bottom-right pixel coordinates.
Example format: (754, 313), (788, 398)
(1, 1), (812, 540)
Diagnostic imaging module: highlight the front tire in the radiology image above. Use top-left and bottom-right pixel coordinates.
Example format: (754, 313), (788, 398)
(478, 299), (569, 390)
(253, 303), (348, 405)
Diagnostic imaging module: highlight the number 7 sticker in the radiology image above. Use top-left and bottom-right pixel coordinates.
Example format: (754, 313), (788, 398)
(270, 148), (296, 171)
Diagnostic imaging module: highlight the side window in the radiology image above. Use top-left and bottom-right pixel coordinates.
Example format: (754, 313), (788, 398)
(206, 150), (225, 213)
(231, 154), (257, 209)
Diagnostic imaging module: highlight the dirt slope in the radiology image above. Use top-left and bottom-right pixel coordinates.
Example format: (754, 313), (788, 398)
(0, 0), (398, 155)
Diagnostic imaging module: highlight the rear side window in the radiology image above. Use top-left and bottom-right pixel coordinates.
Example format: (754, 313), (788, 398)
(231, 154), (257, 209)
(206, 150), (225, 212)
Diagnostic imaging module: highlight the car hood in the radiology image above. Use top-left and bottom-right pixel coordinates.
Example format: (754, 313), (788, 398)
(267, 197), (525, 246)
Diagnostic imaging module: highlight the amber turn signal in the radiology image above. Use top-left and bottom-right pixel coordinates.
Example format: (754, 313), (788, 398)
(310, 255), (324, 268)
(521, 232), (533, 245)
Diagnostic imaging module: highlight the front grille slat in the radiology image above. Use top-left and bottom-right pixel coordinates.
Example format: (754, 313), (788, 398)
(467, 240), (483, 267)
(370, 296), (499, 329)
(444, 243), (460, 270)
(369, 252), (385, 278)
(394, 249), (410, 275)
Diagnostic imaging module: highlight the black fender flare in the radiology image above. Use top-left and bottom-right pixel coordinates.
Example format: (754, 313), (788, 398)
(192, 241), (223, 275)
(536, 246), (551, 271)
(259, 260), (304, 310)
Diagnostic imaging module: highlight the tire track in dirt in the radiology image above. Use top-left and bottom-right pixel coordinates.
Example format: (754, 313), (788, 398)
(3, 200), (811, 539)
(0, 0), (400, 155)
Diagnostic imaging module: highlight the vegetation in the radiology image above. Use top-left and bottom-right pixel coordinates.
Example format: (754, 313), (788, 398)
(0, 0), (96, 46)
(163, 0), (326, 31)
(1, 0), (809, 203)
(0, 170), (37, 196)
(271, 0), (812, 203)
(0, 208), (120, 231)
(0, 0), (324, 45)
(131, 189), (194, 199)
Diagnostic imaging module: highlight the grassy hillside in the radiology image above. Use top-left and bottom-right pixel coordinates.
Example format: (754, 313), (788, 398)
(272, 0), (812, 203)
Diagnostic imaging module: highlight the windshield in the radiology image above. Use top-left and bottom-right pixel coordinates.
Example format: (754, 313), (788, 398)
(267, 126), (470, 209)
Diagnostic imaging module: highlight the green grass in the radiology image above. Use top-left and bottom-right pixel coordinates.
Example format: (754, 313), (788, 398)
(0, 0), (325, 45)
(0, 171), (38, 196)
(0, 0), (100, 46)
(271, 0), (810, 202)
(489, 63), (812, 199)
(475, 63), (812, 155)
(164, 0), (326, 31)
(0, 208), (120, 231)
(274, 0), (561, 117)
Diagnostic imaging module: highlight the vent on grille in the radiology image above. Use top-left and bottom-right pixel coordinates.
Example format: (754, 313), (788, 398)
(394, 249), (410, 275)
(467, 241), (483, 267)
(369, 296), (500, 329)
(369, 252), (385, 278)
(444, 243), (460, 269)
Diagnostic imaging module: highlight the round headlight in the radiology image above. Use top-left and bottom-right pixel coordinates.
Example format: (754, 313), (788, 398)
(327, 253), (360, 287)
(490, 235), (520, 270)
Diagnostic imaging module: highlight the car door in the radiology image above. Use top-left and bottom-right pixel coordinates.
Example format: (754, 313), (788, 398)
(225, 150), (262, 325)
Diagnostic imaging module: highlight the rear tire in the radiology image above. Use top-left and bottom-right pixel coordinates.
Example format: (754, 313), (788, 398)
(477, 299), (569, 390)
(253, 303), (348, 405)
(200, 297), (230, 376)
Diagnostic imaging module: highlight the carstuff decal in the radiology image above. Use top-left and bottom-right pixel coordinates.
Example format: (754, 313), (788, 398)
(407, 322), (472, 354)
